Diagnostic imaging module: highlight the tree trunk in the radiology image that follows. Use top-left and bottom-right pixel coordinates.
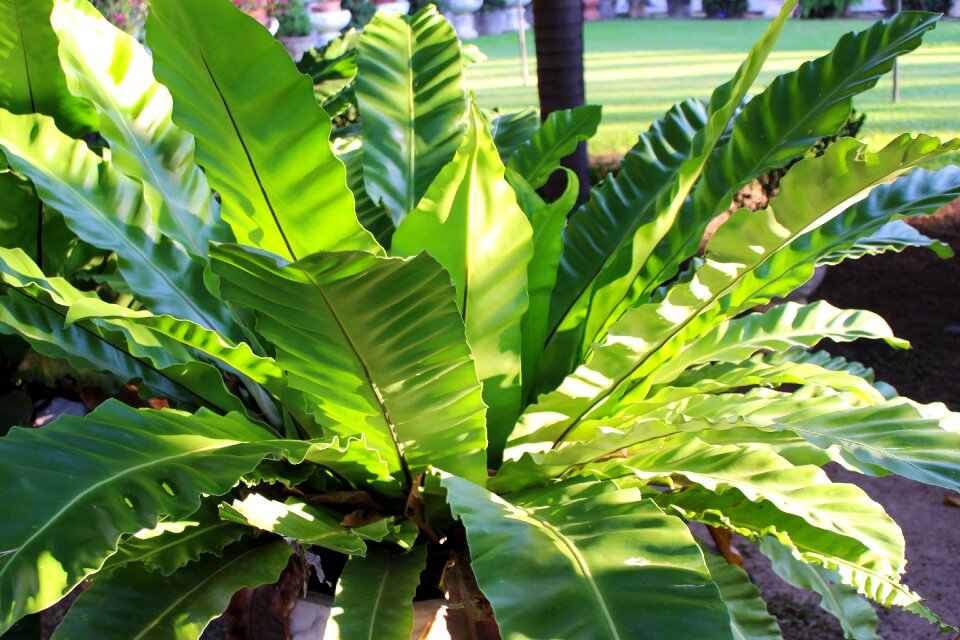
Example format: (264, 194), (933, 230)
(531, 0), (591, 203)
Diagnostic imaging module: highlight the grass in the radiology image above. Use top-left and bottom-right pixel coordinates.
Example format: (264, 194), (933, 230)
(466, 17), (960, 167)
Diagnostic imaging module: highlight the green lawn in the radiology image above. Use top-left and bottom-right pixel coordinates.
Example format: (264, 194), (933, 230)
(467, 18), (960, 167)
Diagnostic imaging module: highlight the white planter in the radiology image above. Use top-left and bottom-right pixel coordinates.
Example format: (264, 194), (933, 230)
(762, 0), (784, 16)
(502, 6), (530, 31)
(689, 0), (703, 12)
(280, 34), (316, 62)
(646, 0), (668, 14)
(951, 1), (960, 16)
(447, 0), (482, 40)
(847, 0), (884, 10)
(309, 9), (351, 45)
(374, 1), (410, 14)
(747, 0), (766, 12)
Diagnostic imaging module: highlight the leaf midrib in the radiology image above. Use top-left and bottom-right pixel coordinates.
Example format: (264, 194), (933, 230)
(582, 21), (933, 353)
(1, 131), (217, 329)
(551, 163), (928, 449)
(62, 33), (207, 258)
(130, 544), (274, 640)
(367, 558), (392, 640)
(11, 0), (37, 113)
(302, 268), (413, 490)
(198, 51), (296, 261)
(0, 439), (252, 594)
(516, 501), (622, 640)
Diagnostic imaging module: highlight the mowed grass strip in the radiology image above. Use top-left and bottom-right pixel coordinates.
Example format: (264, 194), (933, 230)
(468, 18), (960, 167)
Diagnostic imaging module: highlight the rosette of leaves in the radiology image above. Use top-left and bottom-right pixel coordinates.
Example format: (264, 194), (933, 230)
(1, 0), (959, 638)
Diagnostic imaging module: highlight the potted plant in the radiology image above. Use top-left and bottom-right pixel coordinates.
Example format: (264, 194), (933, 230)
(277, 0), (315, 60)
(372, 0), (412, 14)
(584, 0), (602, 18)
(2, 2), (960, 639)
(309, 0), (351, 43)
(445, 0), (483, 39)
(502, 0), (531, 31)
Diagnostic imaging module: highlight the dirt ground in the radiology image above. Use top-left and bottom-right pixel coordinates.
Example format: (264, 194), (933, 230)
(733, 201), (960, 639)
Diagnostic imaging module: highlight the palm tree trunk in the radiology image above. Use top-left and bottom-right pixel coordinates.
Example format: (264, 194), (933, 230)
(531, 0), (591, 202)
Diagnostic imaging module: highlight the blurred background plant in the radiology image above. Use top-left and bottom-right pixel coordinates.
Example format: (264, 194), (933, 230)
(231, 0), (291, 15)
(89, 0), (146, 36)
(882, 0), (952, 10)
(277, 0), (313, 36)
(798, 0), (855, 17)
(701, 0), (747, 17)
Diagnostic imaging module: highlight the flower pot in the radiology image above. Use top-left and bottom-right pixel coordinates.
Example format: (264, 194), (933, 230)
(666, 0), (690, 16)
(373, 0), (411, 14)
(583, 0), (602, 19)
(447, 0), (483, 40)
(477, 9), (506, 35)
(762, 0), (785, 15)
(309, 7), (351, 45)
(280, 34), (316, 62)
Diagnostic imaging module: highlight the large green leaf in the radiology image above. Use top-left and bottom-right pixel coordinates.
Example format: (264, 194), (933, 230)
(324, 546), (426, 640)
(507, 105), (602, 189)
(0, 0), (97, 136)
(541, 99), (707, 389)
(102, 502), (249, 577)
(220, 494), (366, 555)
(355, 6), (466, 221)
(662, 352), (885, 406)
(695, 13), (940, 234)
(0, 401), (291, 633)
(544, 1), (797, 384)
(712, 139), (960, 314)
(513, 135), (958, 452)
(639, 301), (905, 393)
(212, 245), (488, 488)
(147, 0), (379, 261)
(52, 0), (230, 261)
(597, 13), (942, 354)
(62, 296), (287, 400)
(767, 401), (960, 492)
(52, 539), (292, 640)
(485, 107), (539, 160)
(0, 110), (236, 334)
(759, 537), (879, 640)
(297, 33), (358, 105)
(821, 219), (951, 263)
(591, 438), (905, 577)
(813, 165), (960, 267)
(0, 172), (82, 277)
(0, 170), (41, 260)
(702, 552), (783, 640)
(337, 140), (395, 248)
(439, 473), (733, 640)
(392, 104), (532, 459)
(510, 167), (579, 406)
(0, 248), (245, 412)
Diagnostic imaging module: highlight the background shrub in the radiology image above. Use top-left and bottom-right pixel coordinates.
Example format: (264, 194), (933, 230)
(703, 0), (748, 18)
